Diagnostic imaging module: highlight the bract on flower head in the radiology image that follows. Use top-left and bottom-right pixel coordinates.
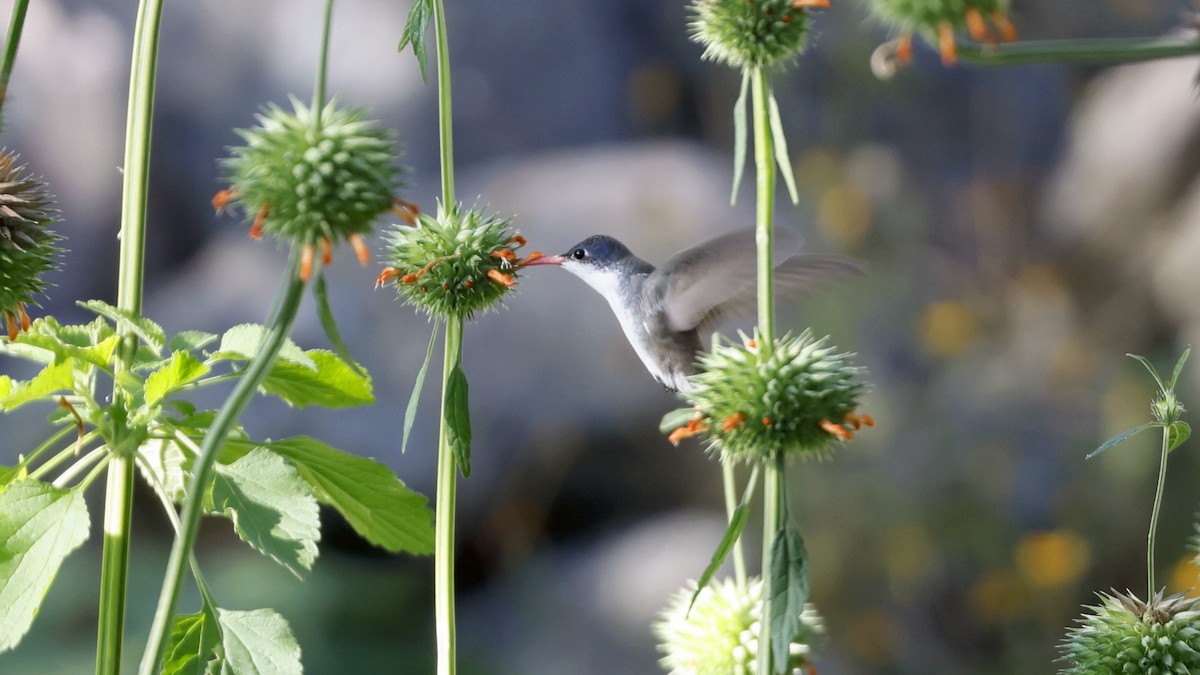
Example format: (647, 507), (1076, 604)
(1059, 589), (1200, 674)
(380, 203), (533, 320)
(671, 330), (869, 462)
(0, 150), (62, 340)
(868, 0), (1017, 65)
(690, 0), (825, 70)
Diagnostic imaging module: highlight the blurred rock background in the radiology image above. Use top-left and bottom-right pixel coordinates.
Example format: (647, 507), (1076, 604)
(2, 0), (1200, 673)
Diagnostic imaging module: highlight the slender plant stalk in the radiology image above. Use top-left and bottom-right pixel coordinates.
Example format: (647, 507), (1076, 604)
(313, 0), (335, 123)
(432, 0), (455, 207)
(139, 251), (309, 675)
(97, 0), (165, 670)
(0, 0), (29, 108)
(956, 35), (1200, 66)
(721, 458), (747, 591)
(1147, 427), (1170, 600)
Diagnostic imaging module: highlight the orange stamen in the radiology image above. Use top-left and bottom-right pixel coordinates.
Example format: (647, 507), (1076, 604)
(349, 233), (370, 265)
(391, 197), (420, 225)
(320, 236), (333, 265)
(896, 34), (913, 64)
(17, 303), (30, 331)
(818, 418), (854, 441)
(991, 12), (1017, 42)
(4, 311), (16, 341)
(491, 248), (517, 261)
(300, 244), (314, 282)
(965, 7), (990, 43)
(668, 420), (708, 445)
(937, 22), (957, 65)
(722, 412), (747, 431)
(518, 251), (545, 266)
(508, 235), (527, 247)
(212, 187), (237, 213)
(845, 412), (876, 429)
(762, 417), (772, 426)
(487, 269), (515, 288)
(791, 0), (829, 7)
(250, 203), (269, 239)
(375, 266), (401, 288)
(746, 339), (758, 349)
(464, 280), (473, 289)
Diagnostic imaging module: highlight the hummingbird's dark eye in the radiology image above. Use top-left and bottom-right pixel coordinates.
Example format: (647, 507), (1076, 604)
(571, 248), (587, 260)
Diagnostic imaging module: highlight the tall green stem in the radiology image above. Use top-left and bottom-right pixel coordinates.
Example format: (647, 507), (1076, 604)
(435, 315), (462, 675)
(432, 0), (455, 206)
(97, 0), (164, 670)
(1147, 427), (1170, 600)
(0, 0), (29, 109)
(312, 0), (334, 121)
(749, 64), (783, 675)
(721, 459), (747, 592)
(956, 35), (1200, 66)
(139, 252), (308, 675)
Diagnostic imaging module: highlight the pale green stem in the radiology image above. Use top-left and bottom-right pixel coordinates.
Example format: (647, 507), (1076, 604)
(312, 0), (334, 126)
(956, 35), (1200, 66)
(1148, 426), (1170, 600)
(24, 430), (97, 481)
(0, 0), (29, 108)
(721, 458), (747, 592)
(140, 251), (308, 675)
(52, 445), (107, 488)
(435, 314), (463, 675)
(97, 0), (164, 669)
(432, 0), (455, 206)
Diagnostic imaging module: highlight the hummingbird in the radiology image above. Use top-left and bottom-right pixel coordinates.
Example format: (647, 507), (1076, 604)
(524, 229), (862, 392)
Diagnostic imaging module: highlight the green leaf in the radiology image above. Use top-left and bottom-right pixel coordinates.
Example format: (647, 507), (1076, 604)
(0, 375), (10, 399)
(445, 364), (472, 478)
(213, 324), (313, 369)
(769, 523), (809, 674)
(15, 317), (120, 371)
(79, 299), (167, 354)
(0, 481), (91, 653)
(1168, 421), (1191, 453)
(210, 448), (320, 578)
(260, 350), (374, 409)
(138, 436), (194, 503)
(169, 330), (219, 353)
(397, 0), (433, 83)
(0, 361), (75, 411)
(163, 606), (221, 675)
(313, 273), (366, 377)
(1129, 353), (1167, 394)
(217, 608), (302, 675)
(659, 407), (697, 435)
(687, 465), (758, 615)
(403, 319), (441, 454)
(1086, 422), (1154, 459)
(241, 436), (434, 555)
(1170, 347), (1192, 390)
(730, 69), (750, 205)
(767, 89), (799, 205)
(146, 351), (211, 406)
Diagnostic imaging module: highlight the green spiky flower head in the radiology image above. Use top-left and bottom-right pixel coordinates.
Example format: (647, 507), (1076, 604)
(1059, 589), (1200, 674)
(655, 576), (822, 674)
(0, 151), (61, 337)
(869, 0), (1009, 34)
(689, 0), (819, 69)
(670, 330), (869, 463)
(221, 96), (403, 249)
(381, 203), (529, 319)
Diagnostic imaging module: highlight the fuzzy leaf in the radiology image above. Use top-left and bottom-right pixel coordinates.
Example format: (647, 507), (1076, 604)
(403, 320), (441, 453)
(260, 350), (373, 409)
(767, 89), (799, 205)
(138, 436), (194, 503)
(660, 407), (698, 435)
(0, 481), (90, 653)
(313, 273), (365, 377)
(146, 351), (211, 406)
(1168, 421), (1191, 453)
(0, 361), (75, 411)
(445, 364), (472, 478)
(15, 317), (120, 371)
(769, 523), (809, 674)
(163, 606), (221, 675)
(168, 330), (218, 353)
(217, 608), (302, 675)
(79, 299), (167, 354)
(1086, 422), (1154, 460)
(210, 448), (320, 578)
(397, 0), (433, 83)
(213, 324), (313, 369)
(730, 70), (750, 205)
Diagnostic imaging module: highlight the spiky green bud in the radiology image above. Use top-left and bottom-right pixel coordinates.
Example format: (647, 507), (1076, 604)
(381, 203), (528, 319)
(1059, 589), (1200, 675)
(0, 151), (62, 337)
(655, 576), (822, 674)
(672, 330), (868, 463)
(221, 96), (403, 248)
(689, 0), (817, 70)
(866, 0), (1017, 65)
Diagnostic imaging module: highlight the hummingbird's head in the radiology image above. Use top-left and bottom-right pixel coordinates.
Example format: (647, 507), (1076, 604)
(522, 235), (642, 304)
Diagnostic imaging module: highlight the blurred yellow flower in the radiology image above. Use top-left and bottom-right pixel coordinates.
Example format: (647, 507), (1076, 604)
(1014, 530), (1091, 589)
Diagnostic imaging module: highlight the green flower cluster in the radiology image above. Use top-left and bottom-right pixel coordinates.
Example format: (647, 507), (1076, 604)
(1059, 590), (1200, 675)
(0, 151), (61, 338)
(673, 330), (868, 463)
(221, 96), (402, 250)
(867, 0), (1016, 64)
(381, 203), (528, 319)
(689, 0), (819, 70)
(655, 576), (822, 674)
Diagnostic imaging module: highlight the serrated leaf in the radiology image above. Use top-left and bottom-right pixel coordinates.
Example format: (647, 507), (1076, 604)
(146, 351), (211, 406)
(769, 523), (809, 674)
(403, 320), (441, 454)
(0, 361), (75, 411)
(79, 299), (167, 354)
(169, 330), (219, 353)
(445, 364), (472, 478)
(213, 324), (313, 369)
(659, 407), (697, 435)
(210, 448), (320, 578)
(15, 318), (120, 371)
(397, 0), (433, 83)
(217, 608), (302, 675)
(138, 436), (194, 503)
(767, 89), (799, 205)
(1086, 422), (1154, 459)
(313, 273), (366, 377)
(260, 350), (373, 409)
(0, 481), (90, 653)
(0, 375), (11, 399)
(232, 436), (433, 554)
(163, 606), (221, 675)
(1168, 421), (1191, 453)
(730, 69), (750, 205)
